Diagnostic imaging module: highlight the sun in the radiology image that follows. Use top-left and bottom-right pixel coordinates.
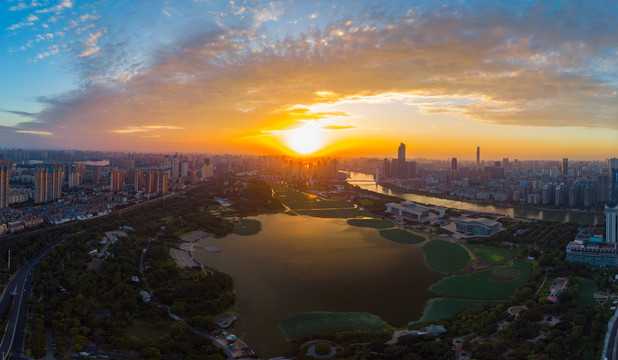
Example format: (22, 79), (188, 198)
(285, 125), (325, 155)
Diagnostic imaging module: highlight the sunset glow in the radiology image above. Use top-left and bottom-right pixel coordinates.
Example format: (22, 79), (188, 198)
(1, 1), (617, 159)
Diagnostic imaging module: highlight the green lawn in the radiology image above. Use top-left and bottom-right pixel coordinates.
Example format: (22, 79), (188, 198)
(468, 244), (517, 265)
(429, 260), (534, 299)
(279, 312), (389, 340)
(288, 199), (354, 210)
(422, 240), (472, 274)
(575, 277), (598, 307)
(296, 208), (366, 219)
(347, 218), (394, 229)
(233, 219), (262, 235)
(378, 229), (426, 244)
(420, 298), (499, 322)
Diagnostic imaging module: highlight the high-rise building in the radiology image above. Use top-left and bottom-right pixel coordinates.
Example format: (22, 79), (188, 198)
(69, 172), (82, 188)
(110, 171), (125, 192)
(562, 158), (568, 177)
(163, 155), (170, 169)
(606, 204), (618, 244)
(34, 166), (63, 203)
(172, 155), (180, 178)
(201, 163), (214, 180)
(181, 160), (189, 178)
(397, 143), (406, 179)
(609, 158), (618, 204)
(160, 172), (169, 194)
(0, 163), (9, 209)
(476, 146), (480, 167)
(135, 169), (144, 191)
(451, 158), (457, 171)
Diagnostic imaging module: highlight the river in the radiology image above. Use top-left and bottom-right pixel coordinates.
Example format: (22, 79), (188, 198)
(192, 213), (441, 357)
(347, 172), (603, 225)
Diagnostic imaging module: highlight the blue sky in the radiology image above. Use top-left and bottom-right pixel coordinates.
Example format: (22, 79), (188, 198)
(1, 0), (617, 158)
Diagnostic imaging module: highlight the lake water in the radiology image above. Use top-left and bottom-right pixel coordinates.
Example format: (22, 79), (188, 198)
(192, 213), (441, 357)
(347, 172), (603, 225)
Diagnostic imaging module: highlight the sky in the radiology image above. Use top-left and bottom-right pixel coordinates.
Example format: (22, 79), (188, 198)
(1, 0), (617, 160)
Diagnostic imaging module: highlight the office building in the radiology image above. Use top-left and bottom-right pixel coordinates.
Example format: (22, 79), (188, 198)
(476, 146), (480, 167)
(451, 158), (457, 171)
(562, 158), (568, 177)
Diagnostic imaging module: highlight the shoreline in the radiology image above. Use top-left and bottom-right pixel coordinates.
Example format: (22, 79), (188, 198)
(375, 181), (604, 215)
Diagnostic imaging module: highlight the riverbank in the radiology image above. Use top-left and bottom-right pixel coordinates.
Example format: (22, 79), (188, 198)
(348, 173), (603, 225)
(376, 181), (605, 215)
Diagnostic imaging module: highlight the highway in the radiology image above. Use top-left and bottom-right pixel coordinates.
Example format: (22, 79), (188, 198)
(0, 236), (67, 360)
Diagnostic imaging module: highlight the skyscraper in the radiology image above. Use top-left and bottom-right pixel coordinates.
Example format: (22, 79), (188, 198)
(172, 154), (179, 178)
(451, 158), (457, 171)
(476, 147), (480, 167)
(110, 171), (125, 192)
(397, 143), (406, 179)
(562, 158), (568, 177)
(606, 204), (618, 244)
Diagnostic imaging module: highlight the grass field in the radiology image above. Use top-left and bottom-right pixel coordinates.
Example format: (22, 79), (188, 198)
(347, 218), (394, 229)
(575, 277), (598, 307)
(279, 312), (389, 340)
(468, 244), (517, 265)
(420, 298), (499, 322)
(422, 240), (472, 274)
(378, 229), (426, 244)
(287, 199), (355, 210)
(295, 208), (366, 218)
(233, 218), (262, 235)
(429, 260), (534, 299)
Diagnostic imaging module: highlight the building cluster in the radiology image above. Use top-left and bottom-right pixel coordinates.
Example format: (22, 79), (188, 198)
(566, 205), (618, 267)
(348, 145), (618, 209)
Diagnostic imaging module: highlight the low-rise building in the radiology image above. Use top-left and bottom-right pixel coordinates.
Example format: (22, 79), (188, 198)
(386, 201), (429, 220)
(566, 239), (617, 267)
(455, 217), (501, 235)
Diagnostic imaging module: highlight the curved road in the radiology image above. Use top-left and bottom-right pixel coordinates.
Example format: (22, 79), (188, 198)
(0, 236), (68, 360)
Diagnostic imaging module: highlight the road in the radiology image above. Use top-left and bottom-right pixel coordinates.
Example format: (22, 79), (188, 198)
(0, 236), (67, 360)
(606, 311), (618, 360)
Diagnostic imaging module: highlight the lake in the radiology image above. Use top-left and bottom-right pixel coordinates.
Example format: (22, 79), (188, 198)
(192, 213), (441, 357)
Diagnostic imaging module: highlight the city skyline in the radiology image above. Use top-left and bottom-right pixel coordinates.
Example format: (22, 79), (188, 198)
(1, 1), (618, 159)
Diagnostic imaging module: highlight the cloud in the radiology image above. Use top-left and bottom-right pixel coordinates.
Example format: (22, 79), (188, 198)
(5, 1), (618, 152)
(322, 125), (355, 130)
(1, 109), (37, 117)
(16, 130), (53, 136)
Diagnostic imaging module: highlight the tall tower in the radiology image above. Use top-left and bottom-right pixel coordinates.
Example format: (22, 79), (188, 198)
(397, 143), (406, 179)
(562, 158), (568, 177)
(606, 204), (618, 244)
(451, 158), (457, 171)
(476, 147), (480, 168)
